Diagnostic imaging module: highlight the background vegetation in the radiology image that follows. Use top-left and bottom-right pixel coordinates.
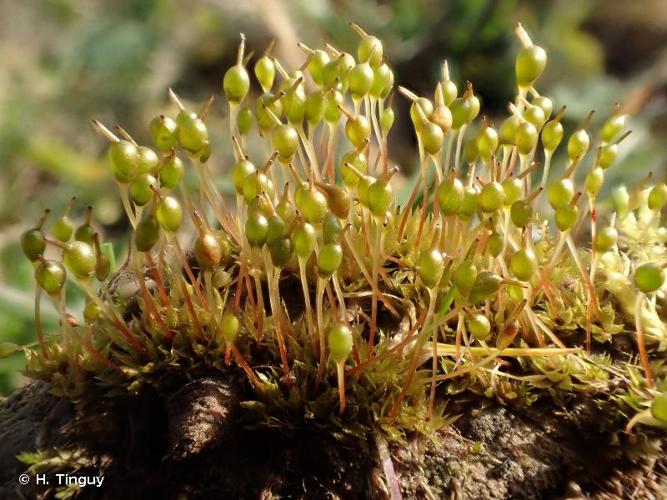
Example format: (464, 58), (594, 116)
(1, 0), (666, 394)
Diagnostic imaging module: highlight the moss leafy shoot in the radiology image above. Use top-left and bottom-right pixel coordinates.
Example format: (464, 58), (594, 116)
(14, 21), (667, 453)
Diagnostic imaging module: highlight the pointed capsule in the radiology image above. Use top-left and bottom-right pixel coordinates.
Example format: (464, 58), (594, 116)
(223, 35), (250, 103)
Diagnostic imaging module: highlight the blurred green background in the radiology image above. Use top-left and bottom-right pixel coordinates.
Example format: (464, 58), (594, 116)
(1, 0), (666, 394)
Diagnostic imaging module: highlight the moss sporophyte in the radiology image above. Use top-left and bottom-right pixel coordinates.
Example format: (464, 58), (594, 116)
(14, 22), (667, 449)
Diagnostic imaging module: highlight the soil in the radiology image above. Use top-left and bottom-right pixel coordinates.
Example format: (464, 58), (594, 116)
(1, 376), (665, 499)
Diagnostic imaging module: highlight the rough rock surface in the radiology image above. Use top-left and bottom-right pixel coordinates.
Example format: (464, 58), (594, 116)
(0, 377), (665, 499)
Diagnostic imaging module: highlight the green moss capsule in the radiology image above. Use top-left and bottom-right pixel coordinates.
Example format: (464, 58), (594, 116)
(367, 178), (394, 217)
(476, 125), (499, 160)
(594, 226), (618, 253)
(35, 260), (66, 295)
(510, 248), (537, 281)
(109, 140), (139, 183)
(219, 312), (240, 345)
(547, 178), (575, 209)
(440, 75), (457, 106)
(293, 221), (316, 258)
(248, 196), (274, 218)
(463, 140), (478, 165)
(371, 63), (394, 99)
(283, 86), (306, 124)
(450, 97), (471, 130)
(345, 114), (371, 149)
(358, 34), (383, 67)
(460, 186), (479, 218)
(21, 229), (46, 261)
(305, 90), (325, 125)
(567, 129), (590, 161)
(532, 96), (553, 121)
(176, 113), (208, 155)
(410, 98), (434, 127)
(74, 219), (95, 245)
(585, 167), (604, 197)
(52, 216), (73, 242)
(510, 200), (532, 228)
(340, 150), (368, 188)
(328, 323), (353, 363)
(467, 314), (491, 341)
(601, 113), (627, 144)
(223, 64), (250, 103)
(349, 62), (374, 98)
(524, 104), (546, 129)
(417, 247), (444, 288)
(307, 49), (330, 85)
(648, 183), (667, 211)
(156, 196), (183, 232)
(419, 122), (444, 155)
(469, 272), (502, 304)
(555, 204), (579, 232)
(437, 178), (464, 215)
(324, 91), (344, 123)
(634, 262), (665, 293)
(270, 235), (294, 267)
(596, 144), (617, 169)
(612, 185), (630, 217)
(500, 115), (521, 145)
(236, 106), (254, 136)
(322, 212), (343, 245)
(254, 55), (275, 93)
(130, 173), (157, 206)
(541, 119), (563, 152)
(232, 159), (256, 195)
(479, 181), (506, 213)
(454, 260), (477, 294)
(64, 241), (97, 279)
(256, 93), (283, 132)
(135, 217), (160, 252)
(276, 188), (296, 224)
(516, 122), (538, 156)
(159, 155), (185, 190)
(432, 102), (452, 134)
(487, 232), (504, 257)
(296, 184), (327, 223)
(502, 177), (523, 206)
(266, 214), (287, 246)
(272, 124), (299, 161)
(242, 172), (274, 202)
(515, 45), (547, 87)
(318, 242), (343, 277)
(245, 213), (269, 247)
(149, 116), (178, 151)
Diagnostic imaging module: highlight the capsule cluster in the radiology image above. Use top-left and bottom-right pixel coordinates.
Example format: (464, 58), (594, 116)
(21, 23), (667, 430)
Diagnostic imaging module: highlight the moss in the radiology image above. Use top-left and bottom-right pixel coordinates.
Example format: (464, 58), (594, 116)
(7, 21), (667, 497)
